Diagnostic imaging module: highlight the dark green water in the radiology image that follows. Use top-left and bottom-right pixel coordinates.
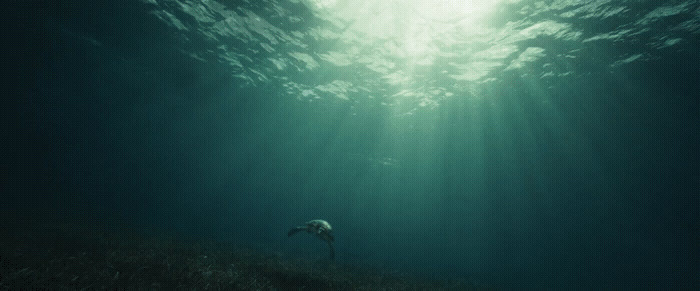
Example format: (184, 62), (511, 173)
(3, 0), (699, 288)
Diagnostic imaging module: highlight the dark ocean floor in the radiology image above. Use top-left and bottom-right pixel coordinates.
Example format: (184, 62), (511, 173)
(0, 224), (483, 290)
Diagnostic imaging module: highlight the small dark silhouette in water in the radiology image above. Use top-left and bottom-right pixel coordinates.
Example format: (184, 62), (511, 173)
(288, 219), (335, 260)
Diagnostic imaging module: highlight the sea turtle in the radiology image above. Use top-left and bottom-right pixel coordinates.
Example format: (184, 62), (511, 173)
(288, 219), (335, 260)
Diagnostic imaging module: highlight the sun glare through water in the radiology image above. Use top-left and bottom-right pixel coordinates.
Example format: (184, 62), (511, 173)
(305, 0), (503, 59)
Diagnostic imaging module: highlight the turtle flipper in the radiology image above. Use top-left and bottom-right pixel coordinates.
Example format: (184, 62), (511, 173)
(288, 226), (306, 237)
(328, 242), (335, 260)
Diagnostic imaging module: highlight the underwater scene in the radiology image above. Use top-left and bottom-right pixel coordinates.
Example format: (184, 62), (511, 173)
(2, 0), (699, 289)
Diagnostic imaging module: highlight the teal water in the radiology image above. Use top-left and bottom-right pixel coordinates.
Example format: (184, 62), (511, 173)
(4, 0), (699, 288)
